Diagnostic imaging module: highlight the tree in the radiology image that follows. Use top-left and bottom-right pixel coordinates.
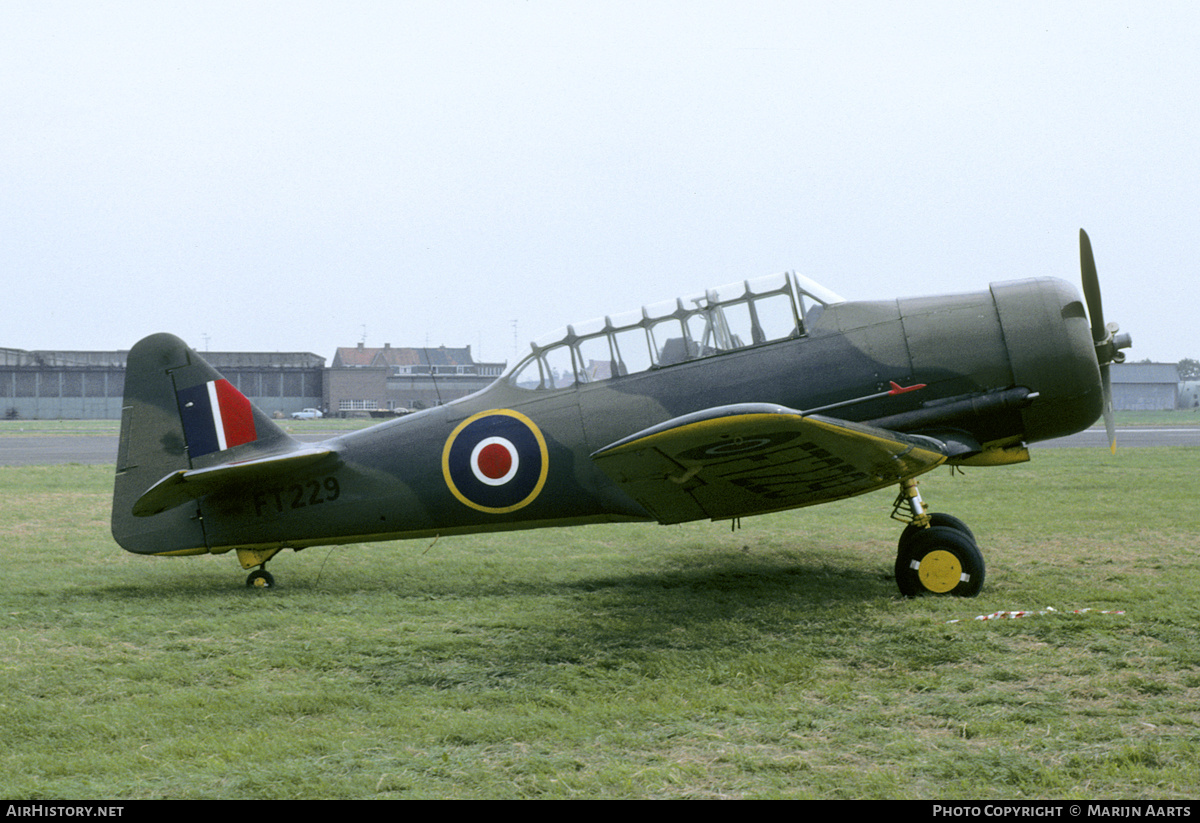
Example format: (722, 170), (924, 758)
(1178, 359), (1200, 380)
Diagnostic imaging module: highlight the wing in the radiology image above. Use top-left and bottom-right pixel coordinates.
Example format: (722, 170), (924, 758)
(590, 404), (950, 524)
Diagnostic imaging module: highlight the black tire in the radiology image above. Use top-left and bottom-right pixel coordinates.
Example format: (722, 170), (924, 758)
(898, 512), (975, 556)
(895, 525), (985, 597)
(246, 569), (275, 589)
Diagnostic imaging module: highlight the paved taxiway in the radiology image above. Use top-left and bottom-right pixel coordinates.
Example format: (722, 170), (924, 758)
(2, 427), (1199, 467)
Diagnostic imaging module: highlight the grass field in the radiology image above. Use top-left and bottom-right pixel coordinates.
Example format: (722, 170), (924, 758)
(2, 449), (1198, 799)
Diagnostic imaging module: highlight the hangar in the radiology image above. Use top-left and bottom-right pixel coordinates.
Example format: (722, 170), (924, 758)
(1, 347), (325, 420)
(1110, 362), (1181, 411)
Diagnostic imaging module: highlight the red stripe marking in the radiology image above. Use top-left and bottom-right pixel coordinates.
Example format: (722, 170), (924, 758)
(213, 379), (257, 448)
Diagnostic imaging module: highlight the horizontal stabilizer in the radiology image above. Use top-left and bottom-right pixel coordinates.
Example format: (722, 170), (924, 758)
(591, 403), (949, 524)
(133, 447), (338, 517)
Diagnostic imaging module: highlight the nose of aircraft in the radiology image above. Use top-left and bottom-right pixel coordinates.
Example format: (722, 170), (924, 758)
(991, 276), (1104, 444)
(990, 231), (1132, 449)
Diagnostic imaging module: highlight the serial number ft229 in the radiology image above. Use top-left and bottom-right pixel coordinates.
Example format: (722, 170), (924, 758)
(253, 477), (341, 516)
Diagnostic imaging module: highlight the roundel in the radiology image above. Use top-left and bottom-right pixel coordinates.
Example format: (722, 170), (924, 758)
(442, 409), (549, 513)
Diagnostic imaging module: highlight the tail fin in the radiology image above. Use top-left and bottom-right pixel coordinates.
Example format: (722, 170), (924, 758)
(112, 333), (296, 555)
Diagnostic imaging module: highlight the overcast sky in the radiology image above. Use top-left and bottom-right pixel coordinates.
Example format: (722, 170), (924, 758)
(3, 1), (1196, 366)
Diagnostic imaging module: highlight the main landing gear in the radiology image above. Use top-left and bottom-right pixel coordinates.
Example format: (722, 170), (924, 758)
(891, 478), (984, 597)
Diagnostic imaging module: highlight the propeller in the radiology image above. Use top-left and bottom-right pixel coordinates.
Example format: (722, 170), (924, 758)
(1079, 229), (1133, 453)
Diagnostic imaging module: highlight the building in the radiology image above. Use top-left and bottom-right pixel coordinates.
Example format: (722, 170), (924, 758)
(1181, 382), (1200, 410)
(0, 349), (127, 419)
(1, 347), (325, 420)
(1109, 362), (1180, 411)
(1, 338), (505, 421)
(326, 343), (505, 415)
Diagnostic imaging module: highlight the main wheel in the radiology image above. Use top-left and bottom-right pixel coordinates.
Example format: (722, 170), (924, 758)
(895, 525), (985, 597)
(246, 569), (275, 589)
(898, 512), (975, 556)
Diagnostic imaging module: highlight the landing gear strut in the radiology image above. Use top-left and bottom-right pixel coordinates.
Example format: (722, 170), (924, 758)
(892, 478), (984, 597)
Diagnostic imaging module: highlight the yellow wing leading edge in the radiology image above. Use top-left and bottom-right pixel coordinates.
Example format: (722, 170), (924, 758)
(590, 404), (950, 524)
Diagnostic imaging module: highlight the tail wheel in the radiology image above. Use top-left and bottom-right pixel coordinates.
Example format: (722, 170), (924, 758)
(246, 569), (275, 589)
(895, 525), (984, 597)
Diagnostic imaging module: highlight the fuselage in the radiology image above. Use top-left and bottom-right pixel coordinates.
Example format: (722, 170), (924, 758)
(194, 276), (1103, 554)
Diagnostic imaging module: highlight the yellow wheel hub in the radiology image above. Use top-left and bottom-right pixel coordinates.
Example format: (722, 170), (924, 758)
(917, 550), (963, 593)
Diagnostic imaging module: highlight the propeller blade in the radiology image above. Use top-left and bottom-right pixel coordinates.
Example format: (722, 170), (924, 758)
(1079, 229), (1106, 345)
(1101, 364), (1116, 454)
(1079, 229), (1131, 453)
